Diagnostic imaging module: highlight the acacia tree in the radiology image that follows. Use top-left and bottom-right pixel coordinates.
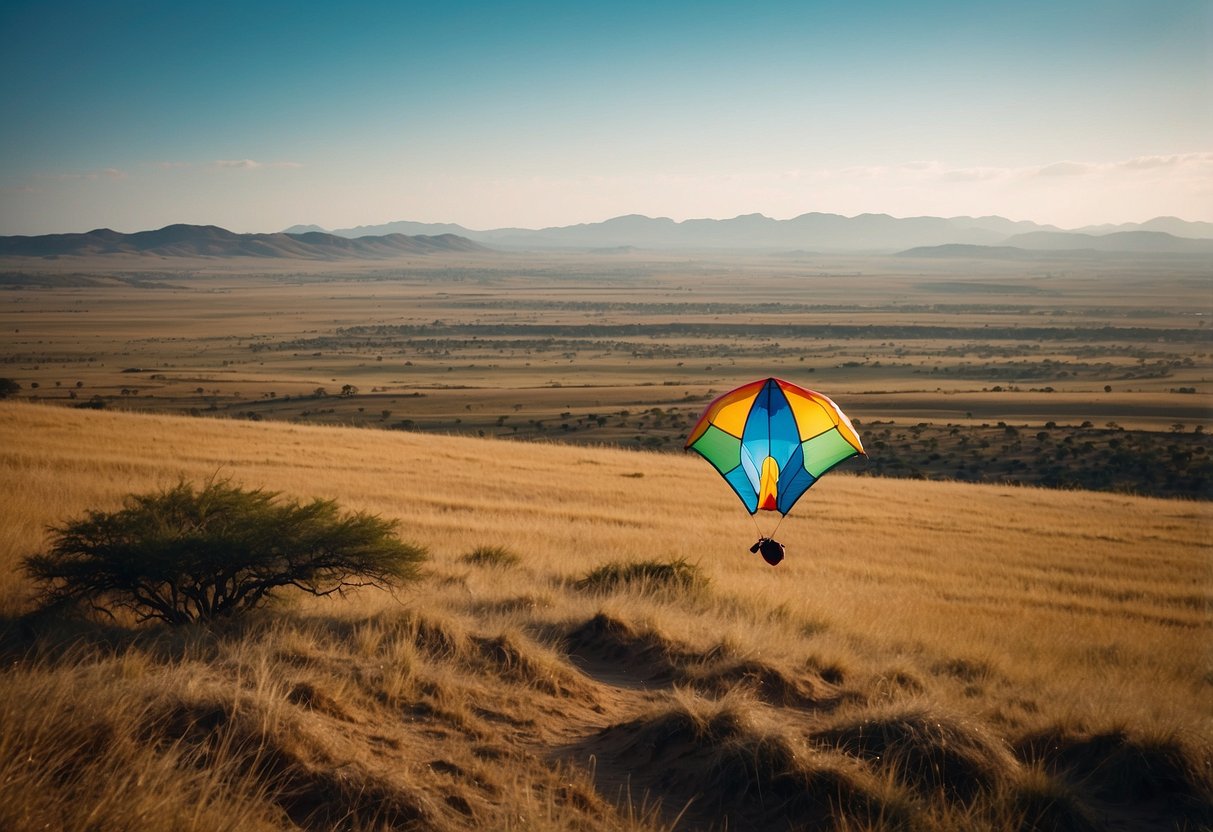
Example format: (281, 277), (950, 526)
(24, 479), (426, 624)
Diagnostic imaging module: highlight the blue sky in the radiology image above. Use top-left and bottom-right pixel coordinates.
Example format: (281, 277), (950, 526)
(1, 0), (1209, 234)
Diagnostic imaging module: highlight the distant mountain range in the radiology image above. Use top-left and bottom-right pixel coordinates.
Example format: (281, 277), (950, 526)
(0, 224), (487, 259)
(3, 215), (1210, 260)
(284, 213), (1213, 254)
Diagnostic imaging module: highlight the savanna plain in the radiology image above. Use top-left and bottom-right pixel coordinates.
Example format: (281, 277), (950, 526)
(1, 250), (1210, 831)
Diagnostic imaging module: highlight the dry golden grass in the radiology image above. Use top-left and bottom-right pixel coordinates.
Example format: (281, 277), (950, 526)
(1, 400), (1209, 830)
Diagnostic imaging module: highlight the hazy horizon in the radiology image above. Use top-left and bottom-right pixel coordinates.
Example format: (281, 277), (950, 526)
(5, 209), (1213, 242)
(1, 0), (1209, 236)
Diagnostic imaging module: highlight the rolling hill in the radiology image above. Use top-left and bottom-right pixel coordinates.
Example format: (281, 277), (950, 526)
(1002, 229), (1213, 253)
(1, 402), (1209, 831)
(897, 231), (1213, 258)
(0, 224), (488, 259)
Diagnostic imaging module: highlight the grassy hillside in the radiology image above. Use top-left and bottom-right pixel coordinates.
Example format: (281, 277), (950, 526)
(1, 402), (1209, 831)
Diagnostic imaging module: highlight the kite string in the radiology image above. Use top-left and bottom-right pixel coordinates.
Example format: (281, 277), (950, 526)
(750, 511), (786, 542)
(769, 512), (786, 540)
(750, 513), (764, 541)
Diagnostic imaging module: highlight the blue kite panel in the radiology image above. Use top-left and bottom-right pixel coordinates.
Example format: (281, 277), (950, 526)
(776, 442), (818, 514)
(724, 464), (760, 513)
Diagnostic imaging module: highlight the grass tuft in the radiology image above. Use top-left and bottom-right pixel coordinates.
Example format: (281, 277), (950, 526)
(591, 689), (915, 831)
(574, 558), (708, 596)
(146, 689), (435, 829)
(474, 630), (593, 699)
(1014, 723), (1213, 824)
(563, 613), (686, 682)
(811, 702), (1022, 801)
(459, 545), (522, 568)
(1001, 764), (1102, 832)
(683, 656), (853, 710)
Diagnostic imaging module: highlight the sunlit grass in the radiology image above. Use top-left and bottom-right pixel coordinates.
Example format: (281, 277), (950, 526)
(1, 401), (1209, 831)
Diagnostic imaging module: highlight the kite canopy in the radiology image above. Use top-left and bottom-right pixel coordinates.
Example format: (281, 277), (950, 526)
(685, 378), (865, 515)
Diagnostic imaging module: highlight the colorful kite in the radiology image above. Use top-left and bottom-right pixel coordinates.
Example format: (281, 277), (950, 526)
(684, 378), (865, 563)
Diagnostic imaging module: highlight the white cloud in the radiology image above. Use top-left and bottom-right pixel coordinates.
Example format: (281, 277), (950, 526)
(807, 153), (1212, 189)
(1115, 152), (1213, 170)
(1032, 161), (1093, 178)
(212, 159), (303, 170)
(49, 167), (127, 181)
(938, 166), (1003, 182)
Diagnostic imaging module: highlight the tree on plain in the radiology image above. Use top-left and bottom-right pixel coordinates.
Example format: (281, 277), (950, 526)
(23, 479), (426, 625)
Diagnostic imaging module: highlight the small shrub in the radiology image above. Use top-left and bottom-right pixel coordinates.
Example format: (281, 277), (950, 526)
(574, 558), (708, 595)
(23, 478), (427, 625)
(458, 545), (521, 569)
(1003, 764), (1101, 832)
(1015, 724), (1213, 814)
(599, 690), (913, 830)
(686, 657), (847, 709)
(811, 703), (1020, 801)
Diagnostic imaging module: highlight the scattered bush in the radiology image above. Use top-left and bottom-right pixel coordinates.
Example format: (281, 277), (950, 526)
(23, 479), (427, 625)
(563, 613), (685, 680)
(811, 703), (1021, 801)
(1015, 724), (1213, 820)
(459, 545), (521, 569)
(685, 657), (849, 709)
(596, 691), (914, 831)
(574, 558), (708, 595)
(1003, 764), (1102, 832)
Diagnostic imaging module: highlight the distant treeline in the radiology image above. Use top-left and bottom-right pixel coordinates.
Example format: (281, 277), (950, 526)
(857, 423), (1211, 500)
(337, 322), (1208, 343)
(440, 299), (1191, 320)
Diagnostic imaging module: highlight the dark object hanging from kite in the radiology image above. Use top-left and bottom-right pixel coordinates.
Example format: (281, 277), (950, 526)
(750, 537), (786, 566)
